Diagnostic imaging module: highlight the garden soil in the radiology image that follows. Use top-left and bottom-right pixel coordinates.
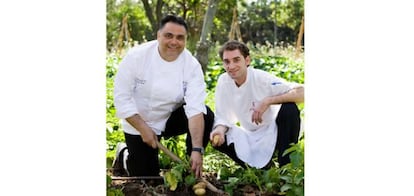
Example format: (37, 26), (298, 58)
(108, 168), (272, 196)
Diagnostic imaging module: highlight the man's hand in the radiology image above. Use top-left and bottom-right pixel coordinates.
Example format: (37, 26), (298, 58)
(141, 129), (157, 148)
(209, 126), (227, 146)
(126, 114), (157, 148)
(250, 99), (269, 125)
(190, 151), (203, 178)
(187, 113), (204, 178)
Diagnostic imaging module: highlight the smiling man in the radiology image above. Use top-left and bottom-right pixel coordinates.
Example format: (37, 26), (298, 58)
(157, 21), (187, 61)
(113, 15), (214, 178)
(210, 40), (304, 168)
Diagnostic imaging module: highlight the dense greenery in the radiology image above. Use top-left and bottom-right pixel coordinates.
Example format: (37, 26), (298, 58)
(106, 0), (304, 52)
(106, 42), (304, 195)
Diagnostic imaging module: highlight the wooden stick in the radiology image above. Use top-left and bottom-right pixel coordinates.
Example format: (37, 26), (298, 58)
(201, 178), (224, 194)
(155, 141), (225, 194)
(156, 141), (183, 164)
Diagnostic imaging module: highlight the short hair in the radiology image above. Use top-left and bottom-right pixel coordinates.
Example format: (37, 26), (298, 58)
(219, 40), (250, 60)
(159, 15), (188, 33)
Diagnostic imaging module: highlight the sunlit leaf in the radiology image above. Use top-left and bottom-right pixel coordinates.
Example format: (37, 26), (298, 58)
(165, 171), (178, 191)
(281, 183), (292, 192)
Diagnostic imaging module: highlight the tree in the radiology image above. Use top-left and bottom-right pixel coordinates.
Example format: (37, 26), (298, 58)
(106, 0), (304, 52)
(141, 0), (164, 38)
(106, 0), (152, 51)
(276, 0), (304, 45)
(195, 0), (218, 73)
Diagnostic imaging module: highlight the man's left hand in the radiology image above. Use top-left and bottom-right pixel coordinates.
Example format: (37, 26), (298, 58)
(190, 151), (203, 178)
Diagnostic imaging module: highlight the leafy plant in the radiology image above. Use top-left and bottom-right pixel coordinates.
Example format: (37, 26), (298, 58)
(263, 167), (282, 194)
(107, 175), (124, 196)
(106, 53), (125, 162)
(239, 167), (265, 192)
(218, 138), (304, 196)
(279, 138), (305, 196)
(164, 159), (192, 191)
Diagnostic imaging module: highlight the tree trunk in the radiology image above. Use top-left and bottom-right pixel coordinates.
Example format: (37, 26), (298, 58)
(155, 0), (164, 30)
(195, 0), (218, 74)
(295, 15), (304, 58)
(274, 0), (278, 49)
(141, 0), (164, 38)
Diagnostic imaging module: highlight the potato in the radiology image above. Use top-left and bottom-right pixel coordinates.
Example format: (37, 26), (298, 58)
(193, 181), (207, 190)
(212, 135), (220, 146)
(194, 188), (206, 196)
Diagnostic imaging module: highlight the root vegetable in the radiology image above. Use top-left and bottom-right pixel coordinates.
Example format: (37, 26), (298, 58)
(193, 181), (207, 190)
(201, 178), (224, 194)
(156, 140), (225, 194)
(212, 135), (220, 146)
(194, 188), (206, 196)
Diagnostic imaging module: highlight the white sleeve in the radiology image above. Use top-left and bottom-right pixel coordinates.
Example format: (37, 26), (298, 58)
(183, 59), (207, 118)
(213, 76), (236, 128)
(266, 74), (293, 96)
(114, 50), (139, 119)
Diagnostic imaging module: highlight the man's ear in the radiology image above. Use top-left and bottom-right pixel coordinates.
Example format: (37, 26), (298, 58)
(245, 55), (251, 66)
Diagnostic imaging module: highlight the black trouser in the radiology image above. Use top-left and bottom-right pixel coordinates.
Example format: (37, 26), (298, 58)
(213, 102), (301, 168)
(124, 105), (214, 176)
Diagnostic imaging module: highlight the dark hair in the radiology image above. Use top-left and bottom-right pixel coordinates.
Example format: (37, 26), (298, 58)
(219, 40), (250, 60)
(159, 15), (188, 33)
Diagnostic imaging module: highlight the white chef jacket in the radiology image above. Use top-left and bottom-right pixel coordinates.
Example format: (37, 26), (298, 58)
(114, 40), (207, 135)
(214, 66), (295, 168)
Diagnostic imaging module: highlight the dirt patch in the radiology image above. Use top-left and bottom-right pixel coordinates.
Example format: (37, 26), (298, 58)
(108, 168), (283, 196)
(109, 175), (282, 195)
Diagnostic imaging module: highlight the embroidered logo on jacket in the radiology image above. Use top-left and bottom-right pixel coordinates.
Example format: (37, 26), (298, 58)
(271, 81), (282, 85)
(135, 78), (146, 84)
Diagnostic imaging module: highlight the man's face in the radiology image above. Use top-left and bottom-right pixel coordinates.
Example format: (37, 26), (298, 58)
(222, 49), (251, 86)
(157, 22), (187, 61)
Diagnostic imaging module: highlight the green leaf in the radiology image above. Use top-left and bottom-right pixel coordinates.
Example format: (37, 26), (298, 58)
(106, 175), (112, 187)
(290, 152), (302, 167)
(293, 186), (304, 196)
(224, 177), (239, 196)
(184, 173), (196, 186)
(263, 167), (280, 182)
(171, 167), (183, 182)
(282, 144), (297, 156)
(294, 171), (304, 185)
(165, 171), (178, 191)
(280, 175), (292, 183)
(265, 182), (275, 191)
(281, 184), (292, 192)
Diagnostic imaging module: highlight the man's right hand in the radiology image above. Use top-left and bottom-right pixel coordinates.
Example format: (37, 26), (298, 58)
(209, 125), (227, 147)
(141, 129), (157, 149)
(126, 114), (158, 148)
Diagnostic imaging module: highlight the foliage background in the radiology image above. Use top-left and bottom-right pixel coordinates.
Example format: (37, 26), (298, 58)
(106, 0), (304, 52)
(106, 0), (305, 195)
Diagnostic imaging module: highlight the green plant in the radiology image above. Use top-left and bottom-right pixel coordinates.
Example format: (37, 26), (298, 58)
(159, 136), (187, 169)
(107, 175), (124, 196)
(164, 159), (192, 191)
(106, 53), (125, 162)
(279, 138), (305, 196)
(219, 138), (304, 196)
(263, 167), (282, 194)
